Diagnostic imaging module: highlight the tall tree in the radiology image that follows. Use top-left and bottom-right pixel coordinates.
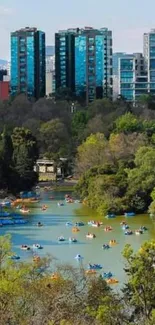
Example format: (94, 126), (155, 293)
(40, 118), (70, 159)
(12, 127), (38, 191)
(0, 127), (13, 189)
(123, 241), (155, 324)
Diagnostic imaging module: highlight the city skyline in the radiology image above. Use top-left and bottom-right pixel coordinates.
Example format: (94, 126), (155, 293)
(1, 0), (155, 59)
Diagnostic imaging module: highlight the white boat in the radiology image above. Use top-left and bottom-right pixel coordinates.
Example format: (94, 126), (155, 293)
(21, 245), (31, 251)
(69, 237), (77, 243)
(135, 230), (143, 235)
(32, 244), (43, 249)
(66, 222), (73, 226)
(86, 234), (96, 239)
(74, 254), (83, 260)
(57, 202), (64, 207)
(58, 236), (65, 242)
(20, 209), (30, 214)
(92, 223), (100, 228)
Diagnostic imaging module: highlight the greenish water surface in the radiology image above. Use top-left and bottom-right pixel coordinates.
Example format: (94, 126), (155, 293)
(0, 190), (155, 284)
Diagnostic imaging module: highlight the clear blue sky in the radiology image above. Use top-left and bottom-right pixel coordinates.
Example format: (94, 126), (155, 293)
(0, 0), (155, 59)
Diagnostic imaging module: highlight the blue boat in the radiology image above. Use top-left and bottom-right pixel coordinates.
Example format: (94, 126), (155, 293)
(14, 219), (28, 225)
(58, 202), (64, 207)
(125, 230), (133, 235)
(88, 264), (102, 270)
(140, 226), (148, 231)
(9, 255), (20, 260)
(122, 225), (129, 230)
(0, 201), (11, 207)
(105, 214), (116, 219)
(66, 222), (73, 227)
(0, 212), (10, 217)
(102, 272), (113, 279)
(75, 222), (85, 227)
(20, 191), (37, 199)
(69, 237), (77, 243)
(0, 219), (14, 225)
(125, 212), (135, 217)
(102, 244), (110, 250)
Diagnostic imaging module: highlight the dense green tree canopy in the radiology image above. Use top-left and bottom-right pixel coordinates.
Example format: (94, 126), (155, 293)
(0, 235), (155, 324)
(40, 118), (70, 159)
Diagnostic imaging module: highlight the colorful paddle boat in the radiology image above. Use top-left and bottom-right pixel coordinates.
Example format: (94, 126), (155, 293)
(109, 239), (117, 245)
(122, 224), (129, 230)
(102, 272), (113, 279)
(104, 226), (113, 232)
(74, 254), (83, 260)
(125, 230), (133, 235)
(102, 244), (110, 250)
(32, 244), (43, 249)
(86, 233), (96, 239)
(58, 236), (65, 242)
(20, 208), (30, 214)
(69, 237), (77, 243)
(135, 229), (143, 235)
(75, 222), (85, 227)
(72, 227), (80, 233)
(140, 226), (148, 231)
(66, 222), (73, 227)
(106, 278), (119, 284)
(105, 214), (116, 219)
(9, 255), (20, 260)
(125, 212), (135, 217)
(85, 269), (97, 275)
(21, 245), (31, 251)
(88, 264), (102, 270)
(57, 202), (64, 207)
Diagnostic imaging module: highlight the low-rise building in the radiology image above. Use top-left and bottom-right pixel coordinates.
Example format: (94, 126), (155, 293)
(0, 81), (9, 100)
(34, 158), (67, 181)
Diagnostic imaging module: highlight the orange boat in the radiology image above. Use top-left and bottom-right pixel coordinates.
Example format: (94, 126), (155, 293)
(106, 278), (119, 285)
(104, 226), (113, 232)
(85, 270), (96, 275)
(41, 205), (48, 211)
(12, 198), (37, 205)
(109, 240), (117, 246)
(72, 227), (80, 233)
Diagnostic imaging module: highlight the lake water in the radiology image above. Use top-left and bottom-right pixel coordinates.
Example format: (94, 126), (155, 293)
(1, 190), (155, 283)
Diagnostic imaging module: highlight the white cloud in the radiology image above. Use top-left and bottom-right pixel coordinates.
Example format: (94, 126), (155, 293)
(0, 5), (14, 16)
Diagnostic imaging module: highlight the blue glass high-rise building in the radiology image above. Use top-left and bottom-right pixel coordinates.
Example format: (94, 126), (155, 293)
(144, 29), (155, 94)
(55, 27), (113, 103)
(119, 53), (148, 101)
(113, 52), (126, 76)
(11, 27), (45, 99)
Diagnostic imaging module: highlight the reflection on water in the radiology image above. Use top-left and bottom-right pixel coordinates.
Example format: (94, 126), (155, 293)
(0, 190), (155, 283)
